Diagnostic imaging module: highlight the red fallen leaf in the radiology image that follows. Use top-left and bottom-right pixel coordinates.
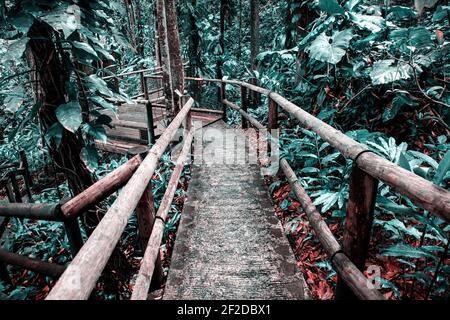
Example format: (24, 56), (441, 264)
(436, 30), (444, 43)
(288, 201), (300, 211)
(384, 291), (393, 300)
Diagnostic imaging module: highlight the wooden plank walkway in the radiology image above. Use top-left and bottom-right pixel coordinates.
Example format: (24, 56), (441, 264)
(97, 102), (223, 154)
(164, 121), (308, 300)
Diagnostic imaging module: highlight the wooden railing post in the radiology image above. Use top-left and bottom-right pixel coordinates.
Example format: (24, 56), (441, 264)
(268, 98), (278, 130)
(143, 75), (149, 100)
(132, 148), (164, 290)
(336, 164), (379, 300)
(240, 86), (248, 129)
(8, 172), (22, 203)
(64, 217), (84, 256)
(145, 102), (156, 146)
(0, 261), (11, 285)
(220, 82), (226, 121)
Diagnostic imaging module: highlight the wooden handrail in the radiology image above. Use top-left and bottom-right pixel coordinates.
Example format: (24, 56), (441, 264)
(131, 127), (195, 300)
(280, 159), (384, 300)
(0, 203), (63, 221)
(46, 98), (194, 300)
(61, 156), (142, 218)
(185, 77), (450, 223)
(0, 248), (65, 278)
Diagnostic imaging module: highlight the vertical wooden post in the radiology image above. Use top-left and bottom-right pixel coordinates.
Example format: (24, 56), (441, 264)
(0, 262), (11, 285)
(8, 172), (22, 203)
(240, 86), (248, 129)
(19, 150), (33, 187)
(220, 82), (226, 121)
(143, 75), (149, 100)
(64, 217), (84, 256)
(133, 149), (164, 289)
(146, 102), (156, 146)
(335, 165), (378, 300)
(268, 98), (278, 130)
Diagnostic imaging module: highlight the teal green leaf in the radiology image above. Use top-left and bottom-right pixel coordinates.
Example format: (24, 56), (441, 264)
(9, 13), (34, 34)
(55, 101), (82, 133)
(318, 0), (345, 15)
(306, 29), (353, 64)
(72, 41), (99, 60)
(39, 4), (80, 39)
(349, 12), (385, 33)
(81, 146), (99, 172)
(370, 60), (418, 85)
(45, 123), (64, 147)
(1, 37), (29, 62)
(433, 150), (450, 186)
(380, 244), (437, 260)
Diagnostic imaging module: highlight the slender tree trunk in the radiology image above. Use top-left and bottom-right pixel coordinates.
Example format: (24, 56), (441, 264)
(28, 22), (95, 198)
(157, 0), (173, 117)
(237, 0), (242, 60)
(188, 0), (201, 103)
(163, 0), (185, 115)
(216, 0), (226, 106)
(250, 0), (260, 105)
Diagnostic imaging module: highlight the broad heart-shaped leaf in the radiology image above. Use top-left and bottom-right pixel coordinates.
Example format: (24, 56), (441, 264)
(56, 101), (82, 133)
(318, 0), (345, 15)
(306, 29), (353, 64)
(9, 12), (34, 34)
(39, 3), (80, 39)
(380, 244), (437, 261)
(349, 12), (385, 33)
(72, 41), (99, 60)
(369, 59), (421, 85)
(1, 37), (29, 63)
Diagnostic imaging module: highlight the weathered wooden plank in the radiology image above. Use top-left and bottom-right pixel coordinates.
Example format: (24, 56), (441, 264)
(46, 98), (194, 300)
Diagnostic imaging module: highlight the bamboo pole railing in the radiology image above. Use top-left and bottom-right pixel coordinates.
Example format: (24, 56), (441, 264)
(131, 127), (195, 300)
(46, 98), (194, 300)
(0, 248), (65, 278)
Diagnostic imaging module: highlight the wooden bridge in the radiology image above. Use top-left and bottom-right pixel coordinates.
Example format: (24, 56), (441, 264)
(0, 70), (449, 300)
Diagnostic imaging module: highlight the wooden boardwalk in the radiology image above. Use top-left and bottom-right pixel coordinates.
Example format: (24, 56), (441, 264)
(96, 101), (223, 154)
(164, 122), (308, 300)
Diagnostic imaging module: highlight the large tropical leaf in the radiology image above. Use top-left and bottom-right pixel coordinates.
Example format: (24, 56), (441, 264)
(349, 12), (385, 33)
(318, 0), (345, 16)
(369, 59), (420, 85)
(55, 101), (82, 133)
(306, 29), (353, 64)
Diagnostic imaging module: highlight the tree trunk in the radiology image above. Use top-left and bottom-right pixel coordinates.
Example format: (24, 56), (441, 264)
(216, 0), (226, 106)
(250, 0), (260, 106)
(188, 0), (201, 103)
(157, 0), (173, 117)
(28, 22), (95, 199)
(237, 0), (242, 60)
(163, 0), (185, 115)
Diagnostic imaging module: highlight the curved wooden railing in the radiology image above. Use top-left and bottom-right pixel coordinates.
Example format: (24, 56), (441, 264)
(184, 77), (450, 300)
